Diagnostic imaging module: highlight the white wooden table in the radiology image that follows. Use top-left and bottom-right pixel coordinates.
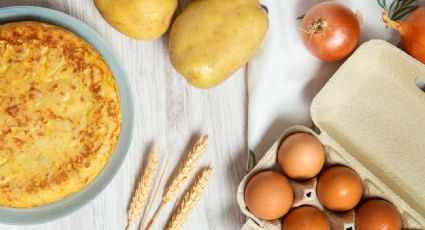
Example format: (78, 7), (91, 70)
(0, 0), (247, 229)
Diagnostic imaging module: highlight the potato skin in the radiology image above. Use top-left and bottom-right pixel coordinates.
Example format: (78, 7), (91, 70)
(169, 0), (269, 89)
(94, 0), (177, 40)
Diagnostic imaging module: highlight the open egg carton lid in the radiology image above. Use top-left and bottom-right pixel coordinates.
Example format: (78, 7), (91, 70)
(310, 39), (425, 226)
(237, 40), (425, 229)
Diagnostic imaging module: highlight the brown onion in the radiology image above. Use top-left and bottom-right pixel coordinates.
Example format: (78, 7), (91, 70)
(301, 2), (361, 62)
(383, 7), (425, 64)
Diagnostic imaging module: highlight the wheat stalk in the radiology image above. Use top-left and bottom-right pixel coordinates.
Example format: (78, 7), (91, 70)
(126, 149), (160, 230)
(139, 157), (170, 230)
(145, 135), (209, 230)
(166, 167), (213, 230)
(163, 135), (208, 202)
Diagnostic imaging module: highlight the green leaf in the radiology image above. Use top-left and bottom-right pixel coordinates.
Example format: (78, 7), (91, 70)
(389, 0), (398, 15)
(377, 0), (387, 9)
(246, 150), (257, 174)
(401, 0), (416, 7)
(395, 0), (403, 10)
(392, 5), (418, 20)
(296, 14), (305, 20)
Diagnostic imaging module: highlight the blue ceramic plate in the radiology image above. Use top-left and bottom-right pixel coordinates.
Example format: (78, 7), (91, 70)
(0, 6), (134, 225)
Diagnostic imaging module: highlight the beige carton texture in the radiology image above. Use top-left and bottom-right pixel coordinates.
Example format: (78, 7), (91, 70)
(238, 40), (425, 229)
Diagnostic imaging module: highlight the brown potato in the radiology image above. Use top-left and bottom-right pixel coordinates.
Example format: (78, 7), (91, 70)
(169, 0), (269, 89)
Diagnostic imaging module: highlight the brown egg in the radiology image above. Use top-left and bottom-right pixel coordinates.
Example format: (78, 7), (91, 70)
(282, 206), (330, 230)
(244, 171), (293, 220)
(277, 133), (325, 180)
(355, 199), (402, 230)
(317, 166), (363, 211)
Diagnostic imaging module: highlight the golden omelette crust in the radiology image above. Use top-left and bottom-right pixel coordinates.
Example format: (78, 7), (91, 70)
(0, 22), (121, 208)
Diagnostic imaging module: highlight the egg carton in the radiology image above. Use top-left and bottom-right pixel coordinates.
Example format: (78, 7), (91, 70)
(237, 40), (425, 230)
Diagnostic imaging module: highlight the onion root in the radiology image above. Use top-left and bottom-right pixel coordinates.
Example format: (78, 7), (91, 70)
(302, 18), (331, 40)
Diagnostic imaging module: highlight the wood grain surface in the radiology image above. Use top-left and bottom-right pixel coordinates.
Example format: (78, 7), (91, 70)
(0, 0), (248, 229)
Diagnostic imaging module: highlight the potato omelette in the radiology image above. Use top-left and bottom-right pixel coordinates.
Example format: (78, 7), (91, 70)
(0, 21), (121, 208)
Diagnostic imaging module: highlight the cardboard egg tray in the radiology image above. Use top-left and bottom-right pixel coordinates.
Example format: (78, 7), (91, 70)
(237, 40), (425, 230)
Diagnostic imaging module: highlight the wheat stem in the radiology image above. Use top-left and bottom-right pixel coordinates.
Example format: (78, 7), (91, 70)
(126, 149), (160, 230)
(145, 135), (208, 230)
(166, 167), (213, 230)
(163, 135), (208, 202)
(139, 157), (170, 230)
(145, 203), (166, 230)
